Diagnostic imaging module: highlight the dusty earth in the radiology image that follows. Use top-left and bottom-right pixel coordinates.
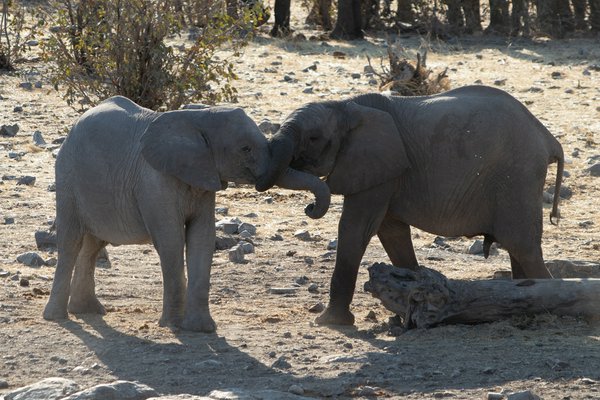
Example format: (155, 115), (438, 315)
(1, 4), (600, 399)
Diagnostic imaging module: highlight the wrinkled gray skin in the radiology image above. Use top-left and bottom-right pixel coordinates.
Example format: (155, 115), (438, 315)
(259, 85), (564, 326)
(43, 96), (330, 332)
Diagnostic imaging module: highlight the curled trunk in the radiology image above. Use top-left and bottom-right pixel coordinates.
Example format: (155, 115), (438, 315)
(255, 131), (329, 219)
(274, 167), (330, 219)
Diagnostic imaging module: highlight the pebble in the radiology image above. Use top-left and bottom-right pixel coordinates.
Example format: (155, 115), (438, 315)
(240, 241), (254, 254)
(364, 65), (375, 74)
(357, 386), (378, 396)
(239, 230), (253, 239)
(13, 105), (23, 112)
(302, 63), (318, 72)
(238, 222), (256, 236)
(222, 223), (239, 234)
(288, 384), (304, 395)
(19, 82), (33, 90)
(586, 163), (600, 177)
(228, 245), (245, 263)
(302, 87), (314, 94)
(17, 175), (36, 186)
(546, 184), (572, 199)
(507, 390), (540, 400)
(308, 283), (319, 293)
(215, 235), (237, 250)
(215, 207), (228, 216)
(350, 73), (361, 79)
(270, 233), (284, 241)
(308, 302), (325, 313)
(294, 229), (311, 241)
(20, 277), (30, 286)
(8, 151), (23, 160)
(263, 196), (273, 204)
(487, 393), (505, 400)
(17, 252), (46, 267)
(1, 123), (20, 137)
(433, 236), (450, 249)
(258, 119), (279, 135)
(327, 239), (337, 250)
(32, 130), (46, 146)
(4, 216), (15, 224)
(271, 356), (292, 369)
(35, 230), (57, 250)
(0, 379), (8, 389)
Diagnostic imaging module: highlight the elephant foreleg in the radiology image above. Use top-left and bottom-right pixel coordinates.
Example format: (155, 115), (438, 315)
(182, 195), (217, 333)
(377, 216), (418, 269)
(68, 234), (107, 315)
(316, 184), (394, 326)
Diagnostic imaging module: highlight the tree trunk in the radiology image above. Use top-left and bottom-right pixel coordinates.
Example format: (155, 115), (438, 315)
(510, 0), (530, 36)
(590, 0), (600, 32)
(330, 0), (364, 40)
(536, 0), (574, 37)
(365, 263), (600, 330)
(488, 0), (509, 33)
(270, 0), (291, 37)
(306, 0), (332, 30)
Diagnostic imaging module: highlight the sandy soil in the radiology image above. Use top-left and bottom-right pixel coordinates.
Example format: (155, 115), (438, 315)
(1, 4), (599, 399)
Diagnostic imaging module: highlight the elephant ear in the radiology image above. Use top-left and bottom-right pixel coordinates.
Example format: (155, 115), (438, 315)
(140, 110), (222, 191)
(326, 102), (409, 195)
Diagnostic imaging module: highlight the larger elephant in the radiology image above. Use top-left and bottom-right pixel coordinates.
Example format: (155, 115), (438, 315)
(257, 85), (564, 326)
(43, 96), (330, 332)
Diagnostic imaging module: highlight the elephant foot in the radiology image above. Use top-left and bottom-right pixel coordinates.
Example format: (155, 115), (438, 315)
(315, 306), (355, 326)
(68, 296), (106, 315)
(181, 313), (217, 333)
(43, 302), (69, 321)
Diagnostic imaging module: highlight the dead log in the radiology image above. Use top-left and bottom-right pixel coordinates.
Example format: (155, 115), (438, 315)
(364, 263), (600, 330)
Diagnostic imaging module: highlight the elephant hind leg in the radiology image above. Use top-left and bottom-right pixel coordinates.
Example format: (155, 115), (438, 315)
(43, 212), (84, 320)
(377, 216), (419, 269)
(497, 228), (552, 279)
(68, 234), (107, 315)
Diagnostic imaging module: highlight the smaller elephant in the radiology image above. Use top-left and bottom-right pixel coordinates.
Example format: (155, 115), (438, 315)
(43, 96), (330, 332)
(258, 85), (564, 326)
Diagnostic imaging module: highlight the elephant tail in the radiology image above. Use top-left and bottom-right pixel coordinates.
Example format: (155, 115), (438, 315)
(549, 150), (564, 226)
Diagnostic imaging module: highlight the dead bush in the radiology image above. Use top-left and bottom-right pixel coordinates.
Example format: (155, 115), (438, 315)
(368, 39), (450, 96)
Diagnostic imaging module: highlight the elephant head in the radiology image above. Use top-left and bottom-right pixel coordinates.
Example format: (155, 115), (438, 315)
(257, 99), (410, 197)
(140, 106), (331, 217)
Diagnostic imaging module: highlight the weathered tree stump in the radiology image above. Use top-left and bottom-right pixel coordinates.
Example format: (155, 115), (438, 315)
(364, 263), (600, 330)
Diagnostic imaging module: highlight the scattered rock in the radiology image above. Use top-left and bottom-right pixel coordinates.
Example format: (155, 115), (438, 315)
(327, 239), (337, 250)
(308, 283), (319, 293)
(258, 119), (280, 135)
(19, 82), (33, 90)
(332, 51), (346, 59)
(215, 235), (237, 250)
(4, 216), (15, 224)
(433, 236), (450, 249)
(308, 302), (325, 313)
(0, 379), (8, 389)
(364, 65), (375, 74)
(263, 196), (273, 204)
(269, 233), (283, 241)
(17, 176), (36, 186)
(545, 259), (600, 278)
(294, 229), (311, 241)
(215, 207), (228, 216)
(228, 245), (245, 264)
(545, 184), (572, 199)
(2, 377), (80, 400)
(586, 163), (600, 177)
(35, 230), (57, 250)
(13, 105), (23, 112)
(238, 222), (256, 236)
(487, 393), (505, 400)
(506, 390), (540, 400)
(302, 87), (314, 94)
(20, 277), (30, 286)
(271, 356), (292, 369)
(494, 78), (507, 86)
(222, 223), (238, 235)
(32, 130), (46, 146)
(357, 386), (378, 396)
(1, 123), (19, 137)
(269, 287), (299, 295)
(288, 384), (304, 396)
(62, 380), (158, 400)
(467, 239), (498, 256)
(17, 252), (46, 267)
(350, 73), (361, 79)
(302, 63), (317, 72)
(240, 241), (254, 254)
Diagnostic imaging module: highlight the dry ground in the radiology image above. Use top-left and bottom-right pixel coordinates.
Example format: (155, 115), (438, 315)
(1, 4), (600, 399)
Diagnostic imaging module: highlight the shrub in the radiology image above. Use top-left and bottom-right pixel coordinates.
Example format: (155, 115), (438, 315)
(44, 0), (259, 110)
(1, 0), (40, 71)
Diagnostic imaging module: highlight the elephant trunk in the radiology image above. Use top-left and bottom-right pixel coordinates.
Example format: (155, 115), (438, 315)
(255, 129), (329, 219)
(274, 167), (331, 219)
(255, 133), (295, 192)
